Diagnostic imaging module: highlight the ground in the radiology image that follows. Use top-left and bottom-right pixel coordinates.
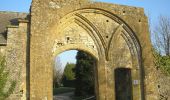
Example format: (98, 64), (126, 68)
(54, 92), (74, 100)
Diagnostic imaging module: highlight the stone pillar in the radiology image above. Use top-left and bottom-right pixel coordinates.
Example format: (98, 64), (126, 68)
(97, 57), (107, 100)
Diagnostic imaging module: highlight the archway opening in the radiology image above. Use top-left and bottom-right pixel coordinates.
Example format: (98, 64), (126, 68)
(115, 68), (133, 100)
(53, 50), (97, 100)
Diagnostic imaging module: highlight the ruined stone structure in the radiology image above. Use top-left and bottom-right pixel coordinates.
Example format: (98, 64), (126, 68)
(0, 0), (160, 100)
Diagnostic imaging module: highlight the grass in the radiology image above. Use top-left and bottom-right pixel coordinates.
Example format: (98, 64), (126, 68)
(53, 87), (75, 95)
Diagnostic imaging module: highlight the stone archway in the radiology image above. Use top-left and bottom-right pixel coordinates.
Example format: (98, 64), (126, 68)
(29, 0), (157, 100)
(49, 8), (144, 100)
(50, 9), (106, 100)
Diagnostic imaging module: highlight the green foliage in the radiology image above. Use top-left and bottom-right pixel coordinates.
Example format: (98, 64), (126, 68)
(63, 63), (75, 80)
(0, 55), (16, 99)
(62, 63), (76, 87)
(154, 51), (170, 75)
(74, 51), (96, 96)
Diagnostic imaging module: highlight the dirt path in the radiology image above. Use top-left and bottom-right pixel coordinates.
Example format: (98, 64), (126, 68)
(53, 92), (74, 100)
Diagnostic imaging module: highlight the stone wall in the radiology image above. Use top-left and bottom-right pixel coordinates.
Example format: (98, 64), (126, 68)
(6, 20), (28, 100)
(0, 0), (161, 100)
(0, 46), (6, 55)
(29, 0), (157, 100)
(157, 70), (170, 100)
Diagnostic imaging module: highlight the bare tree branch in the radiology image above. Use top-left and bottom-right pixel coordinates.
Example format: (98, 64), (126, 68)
(53, 57), (63, 88)
(153, 15), (170, 56)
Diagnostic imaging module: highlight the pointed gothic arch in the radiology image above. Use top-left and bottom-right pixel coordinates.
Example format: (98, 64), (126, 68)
(27, 1), (157, 100)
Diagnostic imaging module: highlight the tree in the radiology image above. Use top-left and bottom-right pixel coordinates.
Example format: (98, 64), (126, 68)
(0, 54), (16, 99)
(151, 15), (170, 100)
(53, 57), (63, 88)
(62, 63), (76, 87)
(152, 15), (170, 75)
(63, 63), (75, 80)
(74, 50), (96, 97)
(153, 16), (170, 56)
(154, 52), (170, 75)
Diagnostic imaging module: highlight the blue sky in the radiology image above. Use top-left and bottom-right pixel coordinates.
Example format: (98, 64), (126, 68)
(0, 0), (170, 21)
(0, 0), (170, 68)
(0, 0), (32, 12)
(0, 0), (170, 24)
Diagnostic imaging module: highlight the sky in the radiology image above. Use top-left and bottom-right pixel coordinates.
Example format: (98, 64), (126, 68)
(0, 0), (170, 68)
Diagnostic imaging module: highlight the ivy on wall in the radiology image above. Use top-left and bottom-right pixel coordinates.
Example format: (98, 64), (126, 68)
(0, 55), (16, 99)
(154, 52), (170, 76)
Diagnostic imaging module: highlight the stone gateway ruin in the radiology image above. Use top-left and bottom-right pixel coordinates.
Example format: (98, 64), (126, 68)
(0, 0), (158, 100)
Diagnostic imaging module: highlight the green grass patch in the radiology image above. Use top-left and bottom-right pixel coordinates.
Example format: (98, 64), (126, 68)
(53, 87), (75, 95)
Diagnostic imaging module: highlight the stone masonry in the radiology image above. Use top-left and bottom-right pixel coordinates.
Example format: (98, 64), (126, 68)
(0, 0), (168, 100)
